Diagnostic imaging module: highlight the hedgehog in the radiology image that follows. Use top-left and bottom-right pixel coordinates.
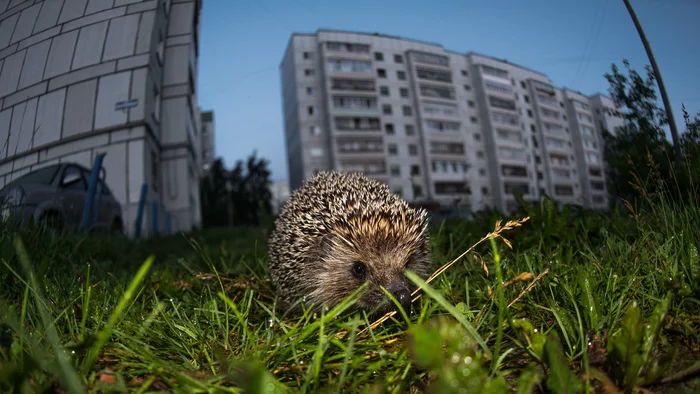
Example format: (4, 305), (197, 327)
(267, 170), (432, 317)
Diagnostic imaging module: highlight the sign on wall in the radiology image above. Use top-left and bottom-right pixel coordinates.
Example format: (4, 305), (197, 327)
(115, 99), (139, 112)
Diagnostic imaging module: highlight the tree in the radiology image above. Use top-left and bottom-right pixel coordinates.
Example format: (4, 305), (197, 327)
(602, 59), (700, 208)
(199, 151), (273, 228)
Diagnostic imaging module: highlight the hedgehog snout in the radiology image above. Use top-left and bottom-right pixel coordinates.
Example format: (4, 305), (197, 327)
(385, 281), (412, 312)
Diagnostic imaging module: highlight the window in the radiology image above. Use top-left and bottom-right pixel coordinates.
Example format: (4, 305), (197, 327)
(524, 95), (529, 103)
(332, 96), (377, 110)
(306, 86), (313, 95)
(382, 104), (392, 115)
(405, 125), (415, 135)
(484, 80), (513, 94)
(303, 51), (311, 59)
(410, 165), (421, 176)
(385, 123), (395, 134)
(474, 133), (481, 141)
(390, 165), (400, 176)
(527, 109), (533, 118)
(412, 51), (449, 67)
(467, 100), (475, 108)
(422, 102), (458, 117)
(408, 144), (418, 155)
(520, 81), (526, 89)
(377, 68), (387, 78)
(305, 69), (314, 76)
(374, 52), (384, 61)
(394, 54), (403, 63)
(397, 70), (406, 80)
(309, 126), (320, 135)
(492, 112), (519, 126)
(530, 124), (536, 132)
(461, 70), (468, 76)
(380, 86), (389, 96)
(400, 88), (409, 97)
(424, 120), (460, 132)
(308, 106), (314, 115)
(541, 108), (560, 119)
(470, 116), (478, 123)
(388, 144), (398, 155)
(402, 106), (412, 116)
(464, 84), (471, 91)
(61, 166), (87, 191)
(479, 168), (486, 176)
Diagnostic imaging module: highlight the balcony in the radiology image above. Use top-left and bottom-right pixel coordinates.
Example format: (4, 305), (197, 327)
(326, 59), (373, 75)
(416, 67), (452, 83)
(326, 41), (371, 54)
(549, 153), (570, 168)
(498, 146), (527, 161)
(491, 112), (520, 128)
(334, 116), (381, 132)
(484, 80), (514, 96)
(545, 137), (568, 153)
(504, 182), (530, 195)
(536, 94), (558, 108)
(434, 181), (469, 195)
(551, 168), (571, 180)
(422, 102), (459, 119)
(339, 160), (386, 175)
(331, 95), (380, 117)
(542, 122), (566, 136)
(533, 80), (556, 96)
(501, 164), (528, 178)
(336, 137), (384, 155)
(330, 78), (376, 92)
(411, 51), (450, 68)
(554, 184), (574, 196)
(481, 65), (509, 81)
(419, 84), (456, 101)
(488, 96), (517, 112)
(424, 119), (461, 133)
(430, 141), (465, 155)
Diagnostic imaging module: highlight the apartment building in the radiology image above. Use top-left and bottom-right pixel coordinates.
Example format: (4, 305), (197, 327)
(200, 109), (215, 170)
(279, 29), (619, 214)
(0, 0), (203, 236)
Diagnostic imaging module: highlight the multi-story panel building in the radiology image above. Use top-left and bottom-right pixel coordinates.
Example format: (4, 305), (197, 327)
(0, 0), (203, 236)
(561, 89), (606, 209)
(200, 109), (215, 171)
(280, 30), (613, 214)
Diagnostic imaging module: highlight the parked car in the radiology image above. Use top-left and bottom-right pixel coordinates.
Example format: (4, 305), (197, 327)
(0, 162), (124, 233)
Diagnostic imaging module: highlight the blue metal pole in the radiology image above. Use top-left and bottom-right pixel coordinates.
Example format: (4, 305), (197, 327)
(134, 184), (148, 238)
(93, 180), (103, 224)
(152, 200), (159, 236)
(80, 153), (105, 232)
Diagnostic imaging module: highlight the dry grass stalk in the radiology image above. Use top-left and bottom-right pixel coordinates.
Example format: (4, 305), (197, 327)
(341, 216), (531, 340)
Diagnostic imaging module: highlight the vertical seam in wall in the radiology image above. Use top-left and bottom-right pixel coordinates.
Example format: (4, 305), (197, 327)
(69, 28), (81, 71)
(13, 48), (27, 97)
(55, 0), (67, 29)
(39, 37), (53, 87)
(99, 19), (109, 63)
(27, 2), (40, 35)
(6, 12), (20, 45)
(131, 9), (141, 57)
(57, 86), (67, 141)
(91, 75), (100, 131)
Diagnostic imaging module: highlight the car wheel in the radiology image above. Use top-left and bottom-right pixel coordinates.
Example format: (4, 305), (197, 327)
(40, 211), (63, 232)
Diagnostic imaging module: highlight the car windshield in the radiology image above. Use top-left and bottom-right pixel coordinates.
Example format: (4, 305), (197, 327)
(4, 164), (61, 189)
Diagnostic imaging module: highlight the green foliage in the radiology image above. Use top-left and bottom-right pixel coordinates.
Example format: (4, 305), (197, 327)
(602, 59), (700, 209)
(200, 151), (273, 228)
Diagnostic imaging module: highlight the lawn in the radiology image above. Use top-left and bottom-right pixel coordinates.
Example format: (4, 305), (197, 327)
(0, 190), (699, 393)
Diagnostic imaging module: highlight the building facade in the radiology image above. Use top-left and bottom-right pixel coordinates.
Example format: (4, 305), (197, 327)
(200, 109), (214, 170)
(0, 0), (204, 236)
(279, 30), (624, 214)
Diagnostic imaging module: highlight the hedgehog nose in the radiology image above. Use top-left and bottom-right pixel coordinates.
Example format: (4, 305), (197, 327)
(386, 282), (412, 312)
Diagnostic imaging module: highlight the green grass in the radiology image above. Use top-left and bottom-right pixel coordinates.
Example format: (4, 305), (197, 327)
(0, 186), (699, 393)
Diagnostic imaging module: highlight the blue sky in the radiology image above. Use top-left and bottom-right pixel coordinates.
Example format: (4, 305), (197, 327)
(197, 0), (700, 182)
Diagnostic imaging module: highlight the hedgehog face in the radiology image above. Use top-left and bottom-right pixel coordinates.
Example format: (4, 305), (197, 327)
(312, 230), (431, 316)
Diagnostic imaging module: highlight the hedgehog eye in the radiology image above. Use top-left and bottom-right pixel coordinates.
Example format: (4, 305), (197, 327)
(351, 261), (367, 280)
